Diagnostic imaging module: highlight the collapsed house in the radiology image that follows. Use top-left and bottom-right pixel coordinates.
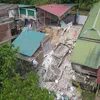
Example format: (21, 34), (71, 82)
(71, 2), (100, 90)
(0, 3), (86, 99)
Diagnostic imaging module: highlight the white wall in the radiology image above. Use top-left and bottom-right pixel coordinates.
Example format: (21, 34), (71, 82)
(77, 15), (87, 25)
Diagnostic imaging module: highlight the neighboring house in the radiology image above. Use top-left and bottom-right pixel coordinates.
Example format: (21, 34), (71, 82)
(71, 2), (100, 87)
(0, 4), (19, 43)
(18, 5), (37, 20)
(18, 5), (43, 30)
(37, 4), (76, 26)
(12, 28), (50, 66)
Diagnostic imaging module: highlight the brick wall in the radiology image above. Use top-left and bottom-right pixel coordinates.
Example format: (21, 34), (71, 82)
(0, 24), (11, 42)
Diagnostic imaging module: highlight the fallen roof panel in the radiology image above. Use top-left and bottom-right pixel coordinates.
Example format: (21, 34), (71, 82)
(12, 29), (45, 56)
(71, 39), (100, 69)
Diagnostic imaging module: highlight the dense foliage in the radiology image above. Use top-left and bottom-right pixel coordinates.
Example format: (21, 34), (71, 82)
(72, 81), (96, 100)
(0, 0), (100, 9)
(82, 90), (96, 100)
(0, 43), (55, 100)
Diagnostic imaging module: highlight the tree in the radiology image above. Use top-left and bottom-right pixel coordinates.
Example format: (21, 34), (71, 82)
(0, 43), (18, 85)
(0, 43), (55, 100)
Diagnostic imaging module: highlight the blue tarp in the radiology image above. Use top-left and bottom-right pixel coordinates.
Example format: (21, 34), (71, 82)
(13, 29), (45, 56)
(60, 20), (67, 29)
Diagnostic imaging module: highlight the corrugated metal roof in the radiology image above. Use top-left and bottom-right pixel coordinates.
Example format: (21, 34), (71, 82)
(79, 2), (100, 40)
(71, 39), (100, 69)
(38, 4), (75, 18)
(12, 29), (45, 56)
(71, 2), (100, 69)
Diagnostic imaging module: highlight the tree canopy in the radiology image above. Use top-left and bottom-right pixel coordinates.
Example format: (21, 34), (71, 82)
(0, 43), (55, 100)
(0, 0), (100, 9)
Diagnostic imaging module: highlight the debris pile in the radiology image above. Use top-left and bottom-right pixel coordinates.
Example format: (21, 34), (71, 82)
(41, 43), (69, 82)
(41, 26), (64, 46)
(38, 25), (83, 100)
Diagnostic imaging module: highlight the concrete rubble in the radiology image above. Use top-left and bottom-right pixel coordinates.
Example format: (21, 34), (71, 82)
(41, 43), (69, 82)
(38, 25), (83, 100)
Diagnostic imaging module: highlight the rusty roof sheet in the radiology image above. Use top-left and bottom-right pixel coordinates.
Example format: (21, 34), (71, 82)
(97, 68), (100, 84)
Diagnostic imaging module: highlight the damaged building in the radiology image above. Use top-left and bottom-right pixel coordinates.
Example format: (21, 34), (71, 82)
(37, 4), (77, 26)
(0, 2), (91, 100)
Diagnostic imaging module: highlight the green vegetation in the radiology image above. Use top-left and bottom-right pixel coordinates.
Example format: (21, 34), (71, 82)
(77, 0), (100, 9)
(73, 81), (96, 100)
(82, 90), (96, 100)
(0, 43), (55, 100)
(72, 81), (82, 94)
(0, 0), (100, 9)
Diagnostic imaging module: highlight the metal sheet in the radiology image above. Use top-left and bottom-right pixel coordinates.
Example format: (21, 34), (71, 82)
(12, 29), (45, 56)
(71, 39), (100, 69)
(79, 2), (100, 40)
(38, 4), (75, 18)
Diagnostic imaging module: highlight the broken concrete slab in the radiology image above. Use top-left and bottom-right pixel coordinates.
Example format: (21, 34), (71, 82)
(43, 65), (61, 82)
(53, 43), (69, 59)
(41, 43), (70, 82)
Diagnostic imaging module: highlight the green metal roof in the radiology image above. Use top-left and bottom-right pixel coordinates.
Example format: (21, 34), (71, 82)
(12, 29), (45, 56)
(18, 5), (34, 8)
(71, 2), (100, 69)
(71, 39), (100, 69)
(79, 2), (100, 40)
